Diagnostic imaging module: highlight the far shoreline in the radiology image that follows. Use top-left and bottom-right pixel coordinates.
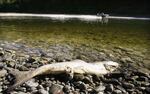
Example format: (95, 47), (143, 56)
(0, 13), (150, 21)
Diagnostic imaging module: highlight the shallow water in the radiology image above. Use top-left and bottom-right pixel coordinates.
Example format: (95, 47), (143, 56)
(0, 17), (150, 54)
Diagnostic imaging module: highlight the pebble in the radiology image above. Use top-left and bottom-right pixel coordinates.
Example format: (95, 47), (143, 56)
(78, 83), (87, 91)
(13, 91), (28, 94)
(0, 63), (4, 69)
(7, 62), (15, 68)
(0, 42), (150, 94)
(25, 79), (39, 88)
(18, 66), (29, 71)
(0, 52), (4, 56)
(0, 69), (7, 78)
(37, 85), (44, 89)
(116, 86), (127, 93)
(140, 82), (150, 87)
(120, 57), (134, 63)
(26, 57), (35, 63)
(105, 84), (114, 92)
(83, 76), (93, 84)
(74, 74), (85, 81)
(105, 72), (125, 78)
(17, 87), (26, 92)
(145, 87), (150, 93)
(30, 87), (37, 92)
(112, 89), (122, 94)
(49, 84), (63, 94)
(138, 87), (146, 91)
(38, 89), (49, 94)
(136, 76), (148, 82)
(63, 85), (71, 93)
(0, 86), (2, 92)
(104, 79), (121, 85)
(133, 71), (149, 78)
(122, 82), (134, 89)
(97, 92), (104, 94)
(94, 85), (106, 92)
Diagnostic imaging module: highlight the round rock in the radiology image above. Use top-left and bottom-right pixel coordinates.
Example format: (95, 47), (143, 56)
(49, 84), (63, 94)
(25, 79), (39, 88)
(105, 84), (114, 92)
(94, 85), (106, 92)
(112, 89), (122, 94)
(122, 82), (134, 89)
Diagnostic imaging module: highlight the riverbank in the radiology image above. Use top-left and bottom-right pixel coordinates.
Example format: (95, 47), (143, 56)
(0, 41), (150, 94)
(0, 16), (150, 93)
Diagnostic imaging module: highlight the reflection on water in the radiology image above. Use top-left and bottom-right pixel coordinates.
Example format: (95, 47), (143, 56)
(0, 13), (103, 22)
(0, 17), (150, 54)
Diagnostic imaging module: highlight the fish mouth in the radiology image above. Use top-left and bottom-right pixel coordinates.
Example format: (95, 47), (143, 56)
(104, 63), (119, 72)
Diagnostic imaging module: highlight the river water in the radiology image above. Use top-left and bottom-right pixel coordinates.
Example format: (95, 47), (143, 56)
(0, 13), (150, 72)
(0, 14), (149, 51)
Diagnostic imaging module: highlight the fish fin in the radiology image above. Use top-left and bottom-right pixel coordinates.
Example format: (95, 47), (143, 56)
(5, 67), (32, 92)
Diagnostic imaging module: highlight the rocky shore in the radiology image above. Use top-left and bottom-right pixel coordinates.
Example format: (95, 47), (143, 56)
(0, 41), (150, 94)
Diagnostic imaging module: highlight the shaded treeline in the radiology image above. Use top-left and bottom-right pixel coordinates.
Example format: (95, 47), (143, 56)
(0, 0), (149, 16)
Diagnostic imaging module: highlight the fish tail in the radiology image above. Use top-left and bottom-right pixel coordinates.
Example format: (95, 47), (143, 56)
(4, 67), (32, 92)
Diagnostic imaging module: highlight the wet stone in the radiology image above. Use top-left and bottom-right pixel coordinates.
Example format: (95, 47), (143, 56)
(18, 66), (29, 71)
(126, 89), (134, 93)
(80, 83), (87, 91)
(120, 57), (134, 63)
(37, 85), (44, 89)
(0, 69), (7, 78)
(116, 86), (127, 93)
(38, 89), (49, 94)
(25, 79), (39, 88)
(105, 84), (114, 92)
(74, 81), (87, 91)
(49, 84), (63, 94)
(63, 85), (71, 93)
(0, 52), (4, 56)
(30, 87), (37, 92)
(105, 79), (121, 85)
(44, 81), (52, 87)
(72, 91), (80, 94)
(145, 87), (150, 93)
(16, 87), (26, 92)
(30, 64), (39, 68)
(133, 71), (149, 78)
(0, 86), (2, 92)
(122, 82), (134, 89)
(74, 74), (85, 81)
(7, 62), (15, 68)
(83, 76), (93, 84)
(94, 85), (106, 92)
(97, 92), (104, 94)
(138, 87), (146, 91)
(140, 82), (150, 87)
(0, 57), (5, 62)
(136, 76), (148, 82)
(112, 89), (122, 94)
(14, 91), (28, 94)
(105, 72), (125, 78)
(26, 57), (36, 63)
(0, 63), (4, 69)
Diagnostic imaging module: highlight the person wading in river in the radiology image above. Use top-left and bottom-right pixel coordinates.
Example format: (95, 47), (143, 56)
(97, 12), (109, 24)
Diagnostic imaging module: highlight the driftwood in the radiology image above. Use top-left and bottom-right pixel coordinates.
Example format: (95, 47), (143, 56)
(5, 60), (119, 92)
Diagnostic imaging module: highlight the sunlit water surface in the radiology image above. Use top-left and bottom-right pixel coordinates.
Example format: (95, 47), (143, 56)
(0, 17), (150, 55)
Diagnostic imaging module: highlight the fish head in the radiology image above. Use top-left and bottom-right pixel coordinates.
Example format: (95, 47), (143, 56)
(103, 61), (119, 72)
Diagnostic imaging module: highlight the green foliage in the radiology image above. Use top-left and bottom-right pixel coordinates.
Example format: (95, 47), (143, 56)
(0, 0), (17, 4)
